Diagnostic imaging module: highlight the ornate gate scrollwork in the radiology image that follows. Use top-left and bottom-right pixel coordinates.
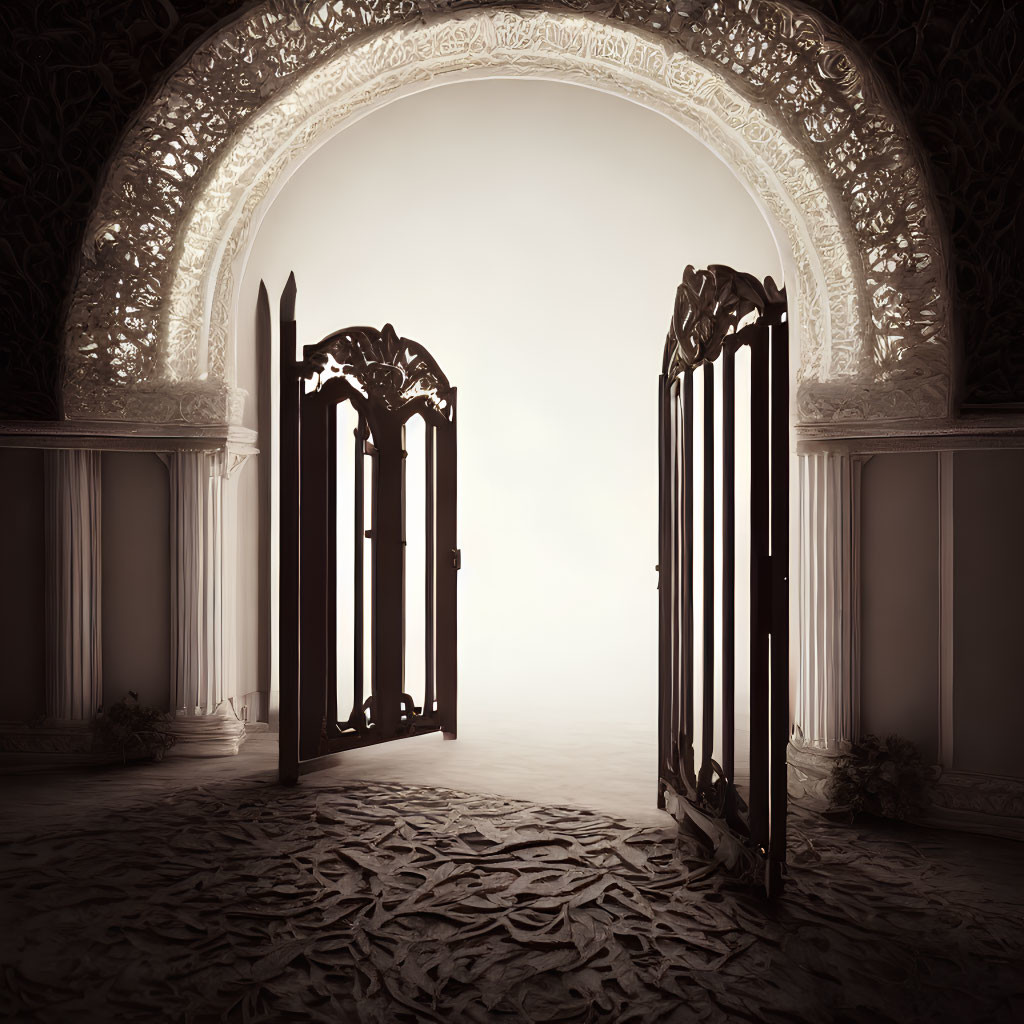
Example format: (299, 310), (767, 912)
(659, 265), (789, 895)
(277, 274), (458, 783)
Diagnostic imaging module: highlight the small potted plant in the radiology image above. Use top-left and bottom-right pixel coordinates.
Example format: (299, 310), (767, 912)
(93, 692), (176, 764)
(827, 733), (933, 821)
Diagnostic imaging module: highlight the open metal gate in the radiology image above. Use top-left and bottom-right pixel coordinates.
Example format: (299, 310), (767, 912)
(658, 265), (789, 895)
(276, 274), (458, 784)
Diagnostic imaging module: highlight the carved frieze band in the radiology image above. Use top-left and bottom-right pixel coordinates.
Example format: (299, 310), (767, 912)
(62, 1), (951, 426)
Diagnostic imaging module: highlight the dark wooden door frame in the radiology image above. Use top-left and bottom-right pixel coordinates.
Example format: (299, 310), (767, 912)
(277, 274), (458, 784)
(658, 265), (789, 896)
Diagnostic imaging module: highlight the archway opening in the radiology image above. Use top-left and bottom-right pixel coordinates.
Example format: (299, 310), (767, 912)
(241, 78), (786, 818)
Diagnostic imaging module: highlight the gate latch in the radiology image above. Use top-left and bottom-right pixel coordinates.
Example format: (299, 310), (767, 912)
(452, 548), (462, 570)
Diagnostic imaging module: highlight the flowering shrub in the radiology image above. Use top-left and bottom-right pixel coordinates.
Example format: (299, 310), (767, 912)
(93, 692), (176, 764)
(827, 734), (932, 821)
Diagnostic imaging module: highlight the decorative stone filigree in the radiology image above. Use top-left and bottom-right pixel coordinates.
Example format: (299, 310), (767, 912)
(62, 1), (952, 427)
(302, 324), (454, 417)
(193, 6), (852, 423)
(664, 264), (785, 377)
(67, 380), (246, 426)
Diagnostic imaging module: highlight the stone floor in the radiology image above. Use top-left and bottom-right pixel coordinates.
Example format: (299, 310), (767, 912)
(2, 734), (1023, 1022)
(0, 716), (673, 827)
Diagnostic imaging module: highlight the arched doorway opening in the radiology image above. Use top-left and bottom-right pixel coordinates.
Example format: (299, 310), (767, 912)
(53, 2), (954, 824)
(245, 78), (788, 822)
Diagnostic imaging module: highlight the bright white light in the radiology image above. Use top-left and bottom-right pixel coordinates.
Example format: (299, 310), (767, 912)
(241, 79), (783, 801)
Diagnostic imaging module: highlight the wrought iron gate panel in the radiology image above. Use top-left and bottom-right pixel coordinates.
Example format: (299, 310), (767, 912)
(278, 274), (458, 783)
(658, 265), (789, 896)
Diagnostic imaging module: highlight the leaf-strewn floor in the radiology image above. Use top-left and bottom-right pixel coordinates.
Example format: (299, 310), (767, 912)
(2, 778), (1022, 1023)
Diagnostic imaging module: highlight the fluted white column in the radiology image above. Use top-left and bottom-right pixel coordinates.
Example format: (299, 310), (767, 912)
(168, 450), (227, 715)
(795, 451), (865, 750)
(164, 449), (247, 756)
(44, 450), (102, 722)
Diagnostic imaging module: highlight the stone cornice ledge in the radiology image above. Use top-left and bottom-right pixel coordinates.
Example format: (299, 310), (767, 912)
(796, 412), (1024, 454)
(0, 420), (259, 455)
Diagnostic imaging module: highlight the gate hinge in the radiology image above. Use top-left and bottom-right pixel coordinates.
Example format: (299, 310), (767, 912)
(452, 548), (461, 570)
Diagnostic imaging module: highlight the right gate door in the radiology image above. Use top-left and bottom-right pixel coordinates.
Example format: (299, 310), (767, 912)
(658, 265), (790, 896)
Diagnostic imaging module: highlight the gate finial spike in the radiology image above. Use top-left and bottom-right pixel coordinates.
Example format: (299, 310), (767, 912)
(280, 271), (297, 322)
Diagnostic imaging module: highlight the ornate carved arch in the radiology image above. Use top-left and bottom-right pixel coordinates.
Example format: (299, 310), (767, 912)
(63, 1), (952, 426)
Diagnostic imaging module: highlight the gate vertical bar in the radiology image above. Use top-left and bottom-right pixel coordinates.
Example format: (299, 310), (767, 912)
(670, 381), (682, 779)
(749, 325), (770, 847)
(278, 273), (300, 785)
(369, 431), (379, 728)
(425, 422), (436, 716)
(657, 374), (671, 805)
(372, 412), (404, 740)
(700, 363), (715, 794)
(435, 394), (458, 740)
(768, 315), (790, 896)
(681, 372), (695, 788)
(401, 423), (408, 710)
(299, 396), (330, 760)
(722, 347), (736, 787)
(352, 414), (365, 722)
(326, 401), (338, 730)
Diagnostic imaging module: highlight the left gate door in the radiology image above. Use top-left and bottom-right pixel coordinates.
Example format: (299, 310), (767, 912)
(275, 274), (458, 783)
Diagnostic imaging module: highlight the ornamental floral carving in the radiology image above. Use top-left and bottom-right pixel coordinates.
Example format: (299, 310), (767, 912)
(302, 325), (454, 418)
(62, 1), (952, 427)
(664, 264), (785, 377)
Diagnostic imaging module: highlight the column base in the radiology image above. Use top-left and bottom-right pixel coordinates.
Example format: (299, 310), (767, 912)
(167, 702), (246, 758)
(0, 720), (96, 756)
(920, 772), (1024, 842)
(787, 736), (848, 814)
(789, 737), (1024, 841)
